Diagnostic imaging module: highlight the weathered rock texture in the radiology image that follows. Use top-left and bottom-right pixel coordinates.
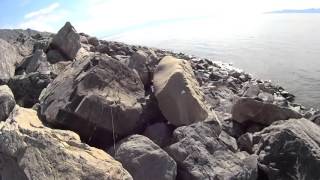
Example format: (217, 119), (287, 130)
(50, 22), (81, 60)
(0, 39), (23, 83)
(153, 56), (210, 126)
(232, 98), (302, 125)
(251, 119), (320, 180)
(0, 29), (52, 57)
(166, 121), (258, 180)
(15, 49), (51, 75)
(0, 107), (132, 180)
(9, 72), (51, 108)
(40, 53), (145, 148)
(128, 50), (151, 88)
(110, 135), (177, 180)
(0, 85), (15, 121)
(143, 122), (173, 147)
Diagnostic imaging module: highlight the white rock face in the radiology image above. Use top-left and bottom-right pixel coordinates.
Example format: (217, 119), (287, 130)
(153, 56), (210, 126)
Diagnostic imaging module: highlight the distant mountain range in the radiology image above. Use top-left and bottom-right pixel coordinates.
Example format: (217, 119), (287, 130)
(267, 8), (320, 14)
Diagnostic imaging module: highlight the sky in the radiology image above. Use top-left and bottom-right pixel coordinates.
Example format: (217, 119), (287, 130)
(1, 0), (320, 37)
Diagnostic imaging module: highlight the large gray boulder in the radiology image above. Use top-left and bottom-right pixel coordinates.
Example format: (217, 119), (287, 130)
(40, 53), (146, 148)
(109, 135), (177, 180)
(0, 39), (23, 83)
(50, 22), (81, 60)
(0, 107), (132, 180)
(128, 50), (151, 88)
(8, 72), (51, 108)
(153, 56), (210, 126)
(251, 119), (320, 180)
(0, 85), (15, 121)
(166, 121), (258, 180)
(232, 98), (302, 125)
(15, 49), (52, 75)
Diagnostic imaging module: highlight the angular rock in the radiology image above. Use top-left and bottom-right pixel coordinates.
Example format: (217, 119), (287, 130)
(47, 49), (67, 63)
(251, 119), (320, 180)
(243, 85), (260, 98)
(88, 36), (99, 46)
(143, 122), (173, 147)
(153, 56), (210, 126)
(0, 39), (23, 83)
(221, 119), (245, 138)
(50, 61), (72, 77)
(166, 121), (258, 180)
(9, 72), (51, 108)
(15, 49), (51, 75)
(232, 98), (302, 125)
(257, 92), (274, 103)
(40, 53), (145, 148)
(50, 22), (81, 60)
(80, 35), (88, 44)
(237, 132), (254, 153)
(0, 107), (132, 180)
(0, 29), (52, 58)
(128, 50), (151, 88)
(109, 135), (177, 180)
(0, 85), (15, 121)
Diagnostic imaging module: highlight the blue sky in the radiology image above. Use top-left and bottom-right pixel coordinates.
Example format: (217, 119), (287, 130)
(1, 0), (320, 37)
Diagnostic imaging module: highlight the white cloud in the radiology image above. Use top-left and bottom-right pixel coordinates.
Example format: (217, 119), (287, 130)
(73, 0), (266, 36)
(14, 0), (320, 35)
(18, 2), (68, 32)
(24, 2), (60, 19)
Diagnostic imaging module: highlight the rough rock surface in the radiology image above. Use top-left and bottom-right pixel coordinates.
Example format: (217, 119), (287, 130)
(128, 50), (151, 88)
(40, 53), (145, 148)
(0, 107), (132, 180)
(9, 72), (51, 108)
(46, 49), (67, 63)
(0, 39), (23, 83)
(0, 85), (15, 121)
(50, 22), (81, 60)
(153, 56), (210, 126)
(166, 121), (258, 180)
(0, 29), (52, 58)
(15, 49), (51, 75)
(251, 119), (320, 180)
(232, 97), (302, 125)
(109, 135), (177, 180)
(143, 122), (173, 147)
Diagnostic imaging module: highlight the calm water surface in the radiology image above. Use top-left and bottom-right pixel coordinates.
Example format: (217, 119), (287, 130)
(107, 14), (320, 109)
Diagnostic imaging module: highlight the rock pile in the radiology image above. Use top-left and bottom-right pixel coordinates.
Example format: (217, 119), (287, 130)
(0, 22), (320, 180)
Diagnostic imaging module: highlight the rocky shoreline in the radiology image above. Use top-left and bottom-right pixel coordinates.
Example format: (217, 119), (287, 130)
(1, 22), (320, 180)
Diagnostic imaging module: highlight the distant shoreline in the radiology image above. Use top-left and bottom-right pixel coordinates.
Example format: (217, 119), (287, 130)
(266, 8), (320, 14)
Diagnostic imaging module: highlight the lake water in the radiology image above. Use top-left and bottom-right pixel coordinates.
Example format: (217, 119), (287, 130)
(107, 14), (320, 109)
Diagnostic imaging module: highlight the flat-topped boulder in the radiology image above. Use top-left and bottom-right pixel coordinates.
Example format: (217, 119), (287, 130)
(251, 119), (320, 180)
(153, 56), (211, 126)
(232, 97), (302, 125)
(50, 22), (81, 60)
(40, 53), (146, 148)
(0, 107), (132, 180)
